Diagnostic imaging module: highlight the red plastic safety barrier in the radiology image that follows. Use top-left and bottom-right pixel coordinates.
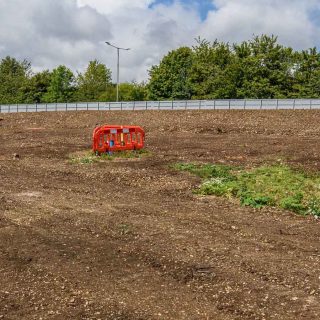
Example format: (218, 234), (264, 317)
(93, 125), (145, 154)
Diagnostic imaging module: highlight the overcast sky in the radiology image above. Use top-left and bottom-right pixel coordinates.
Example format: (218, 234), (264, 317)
(0, 0), (320, 82)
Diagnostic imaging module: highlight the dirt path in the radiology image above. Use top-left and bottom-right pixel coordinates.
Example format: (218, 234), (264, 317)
(0, 110), (319, 319)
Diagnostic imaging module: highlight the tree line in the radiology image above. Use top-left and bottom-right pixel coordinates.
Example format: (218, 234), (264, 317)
(148, 35), (320, 100)
(1, 35), (320, 104)
(0, 59), (147, 104)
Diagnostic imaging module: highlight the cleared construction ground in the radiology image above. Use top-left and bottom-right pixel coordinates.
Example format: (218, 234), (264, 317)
(0, 110), (319, 319)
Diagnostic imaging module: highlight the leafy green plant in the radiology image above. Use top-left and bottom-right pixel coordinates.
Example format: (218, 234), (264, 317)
(280, 193), (306, 214)
(240, 194), (274, 208)
(307, 198), (320, 217)
(174, 163), (320, 217)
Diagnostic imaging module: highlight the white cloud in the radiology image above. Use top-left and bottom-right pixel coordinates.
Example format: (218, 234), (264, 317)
(0, 0), (320, 82)
(78, 0), (201, 81)
(77, 0), (153, 14)
(202, 0), (320, 49)
(0, 0), (111, 71)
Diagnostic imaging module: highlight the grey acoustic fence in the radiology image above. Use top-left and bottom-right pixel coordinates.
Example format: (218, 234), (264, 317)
(1, 99), (320, 114)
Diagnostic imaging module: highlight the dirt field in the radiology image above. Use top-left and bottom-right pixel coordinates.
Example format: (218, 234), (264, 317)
(0, 110), (319, 320)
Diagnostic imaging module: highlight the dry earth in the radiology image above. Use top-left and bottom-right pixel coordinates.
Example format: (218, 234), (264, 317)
(0, 110), (319, 320)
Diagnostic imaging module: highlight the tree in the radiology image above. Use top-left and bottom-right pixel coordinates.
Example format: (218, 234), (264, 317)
(147, 35), (305, 100)
(99, 82), (147, 102)
(119, 82), (147, 101)
(292, 48), (320, 98)
(23, 70), (52, 103)
(234, 35), (294, 98)
(43, 65), (75, 103)
(76, 60), (112, 101)
(148, 47), (194, 100)
(0, 56), (31, 104)
(189, 38), (236, 99)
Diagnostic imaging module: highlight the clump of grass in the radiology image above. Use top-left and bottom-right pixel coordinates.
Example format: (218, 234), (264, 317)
(70, 149), (150, 164)
(118, 223), (133, 236)
(174, 163), (320, 217)
(70, 152), (101, 164)
(173, 163), (235, 180)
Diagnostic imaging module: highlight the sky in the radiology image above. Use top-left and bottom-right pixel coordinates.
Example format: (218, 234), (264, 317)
(0, 0), (320, 82)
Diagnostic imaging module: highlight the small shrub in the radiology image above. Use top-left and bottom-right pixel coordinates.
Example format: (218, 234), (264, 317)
(240, 194), (274, 208)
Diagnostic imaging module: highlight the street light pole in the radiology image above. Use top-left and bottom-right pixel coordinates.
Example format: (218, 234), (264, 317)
(105, 42), (130, 102)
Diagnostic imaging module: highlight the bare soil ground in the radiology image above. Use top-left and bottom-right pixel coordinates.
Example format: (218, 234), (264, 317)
(0, 110), (320, 320)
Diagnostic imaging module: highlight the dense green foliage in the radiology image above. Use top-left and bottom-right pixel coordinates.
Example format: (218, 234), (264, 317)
(149, 35), (320, 100)
(148, 47), (193, 100)
(76, 60), (112, 101)
(43, 65), (76, 103)
(174, 163), (320, 217)
(0, 58), (146, 104)
(1, 35), (320, 103)
(100, 82), (148, 102)
(0, 57), (31, 104)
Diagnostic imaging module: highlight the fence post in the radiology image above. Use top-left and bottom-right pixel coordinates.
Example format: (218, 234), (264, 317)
(45, 104), (48, 112)
(310, 99), (312, 110)
(87, 103), (89, 111)
(121, 102), (123, 111)
(133, 101), (135, 111)
(55, 103), (57, 111)
(66, 103), (68, 111)
(16, 104), (18, 112)
(9, 104), (11, 113)
(185, 100), (187, 110)
(109, 103), (111, 111)
(199, 100), (202, 110)
(244, 100), (247, 110)
(293, 99), (295, 110)
(98, 102), (100, 111)
(36, 103), (38, 112)
(172, 100), (174, 110)
(229, 100), (231, 110)
(260, 99), (262, 110)
(276, 99), (279, 110)
(158, 101), (160, 110)
(146, 101), (148, 110)
(25, 104), (27, 113)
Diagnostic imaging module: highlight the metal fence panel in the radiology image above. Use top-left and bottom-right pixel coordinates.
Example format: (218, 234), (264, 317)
(1, 99), (320, 114)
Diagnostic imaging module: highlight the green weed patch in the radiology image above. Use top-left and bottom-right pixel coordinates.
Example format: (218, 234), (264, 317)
(70, 149), (150, 164)
(173, 163), (320, 217)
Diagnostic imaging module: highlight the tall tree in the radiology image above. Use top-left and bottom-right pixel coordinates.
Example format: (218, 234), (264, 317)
(0, 56), (31, 104)
(23, 70), (52, 103)
(189, 38), (236, 99)
(76, 60), (112, 101)
(148, 47), (193, 100)
(43, 65), (75, 103)
(292, 48), (320, 98)
(234, 35), (294, 98)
